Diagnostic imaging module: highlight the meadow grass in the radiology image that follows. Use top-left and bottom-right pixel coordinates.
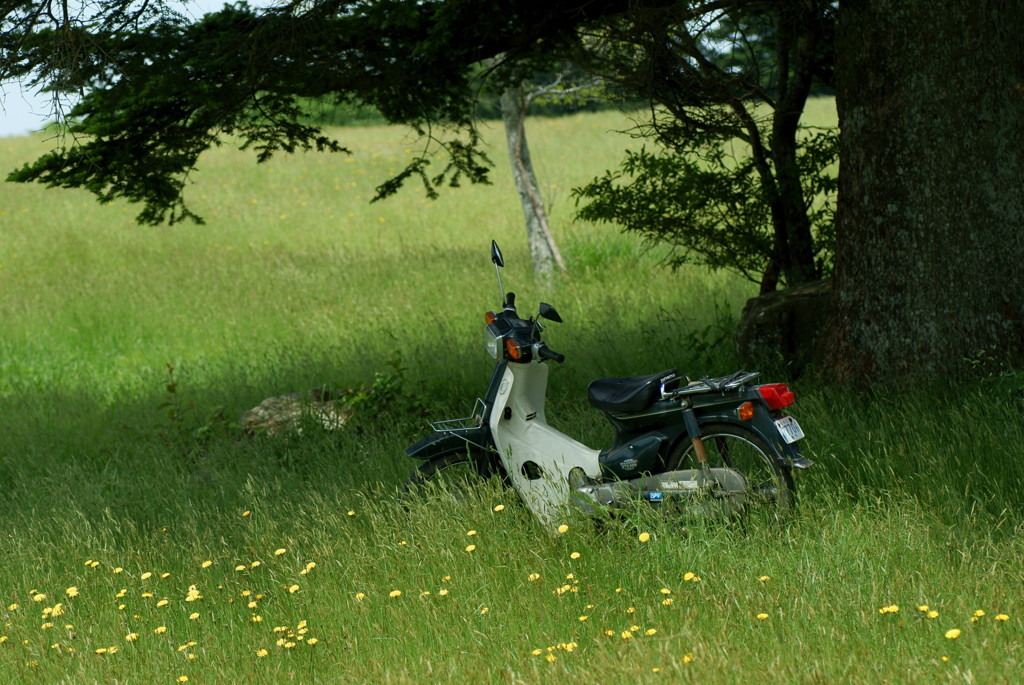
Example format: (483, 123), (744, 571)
(1, 101), (1023, 683)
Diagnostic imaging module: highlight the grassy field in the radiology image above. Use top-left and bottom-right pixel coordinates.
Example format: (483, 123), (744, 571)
(2, 101), (1023, 683)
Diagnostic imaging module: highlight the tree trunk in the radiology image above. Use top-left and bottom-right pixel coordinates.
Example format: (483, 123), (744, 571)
(827, 0), (1024, 382)
(770, 3), (821, 288)
(500, 84), (565, 280)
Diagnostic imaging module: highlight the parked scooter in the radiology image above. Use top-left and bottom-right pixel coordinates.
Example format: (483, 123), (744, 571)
(404, 241), (812, 527)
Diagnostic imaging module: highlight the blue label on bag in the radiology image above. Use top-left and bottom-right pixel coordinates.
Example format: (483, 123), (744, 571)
(648, 491), (663, 501)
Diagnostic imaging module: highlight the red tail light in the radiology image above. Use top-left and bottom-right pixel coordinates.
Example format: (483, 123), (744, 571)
(758, 383), (795, 410)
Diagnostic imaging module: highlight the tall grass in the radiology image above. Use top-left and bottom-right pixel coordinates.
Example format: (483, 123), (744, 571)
(1, 102), (1023, 682)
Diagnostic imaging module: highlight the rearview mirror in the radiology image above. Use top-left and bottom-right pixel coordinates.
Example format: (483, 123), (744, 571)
(490, 240), (504, 268)
(539, 302), (562, 323)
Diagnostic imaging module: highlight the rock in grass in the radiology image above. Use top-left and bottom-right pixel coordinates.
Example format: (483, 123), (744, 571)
(240, 388), (353, 436)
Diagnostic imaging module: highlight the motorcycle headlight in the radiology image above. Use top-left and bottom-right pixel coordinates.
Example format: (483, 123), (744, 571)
(484, 325), (501, 359)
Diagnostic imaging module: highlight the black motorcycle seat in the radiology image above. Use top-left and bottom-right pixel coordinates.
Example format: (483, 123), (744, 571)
(587, 369), (679, 413)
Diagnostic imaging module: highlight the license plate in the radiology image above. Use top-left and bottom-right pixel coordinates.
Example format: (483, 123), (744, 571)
(774, 416), (804, 444)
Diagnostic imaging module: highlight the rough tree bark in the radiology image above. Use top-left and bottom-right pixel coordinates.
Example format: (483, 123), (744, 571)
(500, 84), (566, 280)
(827, 0), (1024, 382)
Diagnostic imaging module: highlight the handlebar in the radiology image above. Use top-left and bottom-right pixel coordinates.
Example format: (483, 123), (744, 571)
(537, 345), (565, 364)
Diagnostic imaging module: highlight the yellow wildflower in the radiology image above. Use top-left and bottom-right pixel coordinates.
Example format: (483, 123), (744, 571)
(638, 532), (651, 542)
(201, 561), (212, 568)
(275, 548), (286, 556)
(289, 585), (300, 594)
(945, 628), (961, 639)
(465, 545), (476, 552)
(189, 612), (199, 620)
(570, 552), (581, 559)
(493, 504), (505, 512)
(996, 613), (1009, 621)
(256, 648), (268, 657)
(154, 626), (167, 634)
(756, 613), (769, 620)
(65, 587), (79, 598)
(557, 524), (569, 534)
(528, 573), (540, 581)
(389, 590), (402, 598)
(141, 572), (152, 580)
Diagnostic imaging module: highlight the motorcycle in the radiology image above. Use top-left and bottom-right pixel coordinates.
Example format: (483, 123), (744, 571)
(404, 241), (812, 527)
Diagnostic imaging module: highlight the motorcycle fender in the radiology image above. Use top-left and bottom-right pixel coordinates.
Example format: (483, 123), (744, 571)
(404, 427), (493, 461)
(694, 411), (808, 470)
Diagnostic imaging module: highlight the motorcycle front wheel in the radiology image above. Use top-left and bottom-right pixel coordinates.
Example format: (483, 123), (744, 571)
(665, 422), (794, 526)
(401, 451), (500, 503)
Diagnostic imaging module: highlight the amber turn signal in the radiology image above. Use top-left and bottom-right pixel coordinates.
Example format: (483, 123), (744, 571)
(485, 311), (497, 324)
(737, 401), (755, 421)
(505, 338), (524, 360)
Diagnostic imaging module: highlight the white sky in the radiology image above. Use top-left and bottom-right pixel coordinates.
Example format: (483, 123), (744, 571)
(0, 1), (272, 137)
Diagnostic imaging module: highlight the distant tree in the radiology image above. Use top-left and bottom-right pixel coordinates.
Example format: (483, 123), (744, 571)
(499, 79), (564, 280)
(493, 65), (599, 279)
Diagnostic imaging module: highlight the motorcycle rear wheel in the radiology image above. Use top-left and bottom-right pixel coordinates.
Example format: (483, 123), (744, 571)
(665, 423), (794, 526)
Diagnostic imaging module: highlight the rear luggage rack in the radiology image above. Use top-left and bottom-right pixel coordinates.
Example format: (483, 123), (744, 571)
(431, 398), (488, 432)
(664, 371), (761, 399)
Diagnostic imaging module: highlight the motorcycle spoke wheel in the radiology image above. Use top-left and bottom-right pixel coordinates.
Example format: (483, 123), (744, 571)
(402, 452), (495, 505)
(666, 423), (794, 526)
